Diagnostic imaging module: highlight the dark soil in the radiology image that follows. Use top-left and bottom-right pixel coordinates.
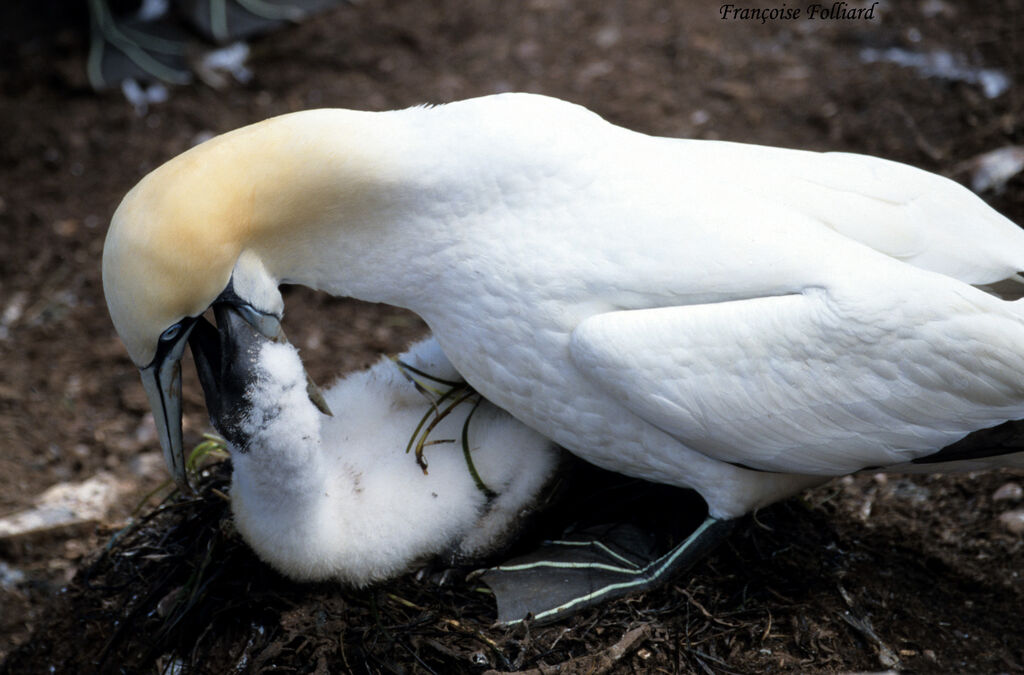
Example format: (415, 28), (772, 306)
(1, 0), (1023, 672)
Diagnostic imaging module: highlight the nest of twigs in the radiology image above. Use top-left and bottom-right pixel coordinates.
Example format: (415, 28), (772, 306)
(0, 454), (715, 674)
(4, 455), (1023, 674)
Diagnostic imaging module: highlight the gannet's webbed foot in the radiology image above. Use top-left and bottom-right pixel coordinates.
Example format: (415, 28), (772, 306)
(87, 0), (345, 90)
(87, 0), (193, 90)
(478, 516), (735, 626)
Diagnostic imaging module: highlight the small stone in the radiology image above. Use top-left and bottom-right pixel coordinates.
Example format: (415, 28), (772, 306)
(157, 586), (186, 618)
(134, 414), (157, 445)
(594, 25), (621, 49)
(0, 472), (133, 542)
(130, 451), (165, 480)
(997, 509), (1024, 535)
(920, 0), (955, 18)
(960, 145), (1024, 193)
(992, 482), (1023, 502)
(0, 561), (26, 589)
(191, 130), (216, 147)
(53, 219), (78, 237)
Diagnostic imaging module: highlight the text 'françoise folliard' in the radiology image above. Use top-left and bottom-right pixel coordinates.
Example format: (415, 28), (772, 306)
(719, 2), (880, 23)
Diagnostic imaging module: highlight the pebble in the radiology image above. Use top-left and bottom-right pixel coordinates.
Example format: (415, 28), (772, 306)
(962, 145), (1024, 193)
(0, 561), (26, 589)
(997, 509), (1024, 535)
(0, 473), (133, 542)
(992, 482), (1022, 502)
(129, 451), (166, 480)
(133, 414), (157, 445)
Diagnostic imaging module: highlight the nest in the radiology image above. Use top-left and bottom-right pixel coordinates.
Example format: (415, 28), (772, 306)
(5, 458), (1023, 674)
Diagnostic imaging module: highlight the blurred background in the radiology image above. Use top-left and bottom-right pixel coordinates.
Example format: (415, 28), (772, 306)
(1, 0), (1022, 672)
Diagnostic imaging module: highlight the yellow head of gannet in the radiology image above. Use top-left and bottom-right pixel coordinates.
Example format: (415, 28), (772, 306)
(102, 109), (399, 487)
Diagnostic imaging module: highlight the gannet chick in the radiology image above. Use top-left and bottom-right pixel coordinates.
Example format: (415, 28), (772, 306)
(208, 324), (560, 585)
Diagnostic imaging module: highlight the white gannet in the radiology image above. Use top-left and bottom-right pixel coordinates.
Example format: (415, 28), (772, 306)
(191, 314), (559, 585)
(103, 93), (1024, 624)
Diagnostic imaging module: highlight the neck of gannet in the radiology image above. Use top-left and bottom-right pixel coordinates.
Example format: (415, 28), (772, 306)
(224, 107), (482, 312)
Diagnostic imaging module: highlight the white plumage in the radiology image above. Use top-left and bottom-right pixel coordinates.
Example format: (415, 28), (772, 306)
(103, 92), (1024, 528)
(228, 336), (559, 585)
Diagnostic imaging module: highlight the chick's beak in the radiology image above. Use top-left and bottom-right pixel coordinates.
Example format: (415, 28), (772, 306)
(188, 303), (333, 454)
(188, 305), (267, 451)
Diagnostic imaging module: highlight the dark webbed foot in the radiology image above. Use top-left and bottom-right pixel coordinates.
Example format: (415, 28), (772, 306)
(87, 0), (193, 90)
(87, 0), (345, 90)
(479, 516), (736, 625)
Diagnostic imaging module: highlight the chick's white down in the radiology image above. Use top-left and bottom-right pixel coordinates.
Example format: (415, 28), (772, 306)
(228, 337), (560, 585)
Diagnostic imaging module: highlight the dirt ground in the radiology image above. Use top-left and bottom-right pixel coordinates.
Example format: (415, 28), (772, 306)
(1, 0), (1023, 672)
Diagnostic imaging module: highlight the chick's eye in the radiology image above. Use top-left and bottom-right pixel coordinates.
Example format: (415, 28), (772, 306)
(160, 324), (182, 342)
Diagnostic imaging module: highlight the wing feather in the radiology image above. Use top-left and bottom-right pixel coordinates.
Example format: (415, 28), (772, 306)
(569, 275), (1024, 475)
(675, 140), (1024, 284)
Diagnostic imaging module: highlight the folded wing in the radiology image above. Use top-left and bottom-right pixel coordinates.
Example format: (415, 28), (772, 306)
(570, 277), (1024, 475)
(675, 140), (1024, 285)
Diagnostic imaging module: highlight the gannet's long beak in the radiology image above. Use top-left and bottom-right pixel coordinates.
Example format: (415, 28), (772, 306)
(140, 294), (334, 492)
(139, 322), (197, 492)
(138, 304), (289, 492)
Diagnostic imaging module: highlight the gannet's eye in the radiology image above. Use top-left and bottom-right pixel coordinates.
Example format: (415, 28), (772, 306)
(160, 323), (183, 342)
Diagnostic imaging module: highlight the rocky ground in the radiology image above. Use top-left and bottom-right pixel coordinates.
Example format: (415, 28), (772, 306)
(1, 0), (1022, 672)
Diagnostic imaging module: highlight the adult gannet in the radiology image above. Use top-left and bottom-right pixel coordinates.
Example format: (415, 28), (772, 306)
(193, 316), (559, 585)
(103, 93), (1024, 623)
